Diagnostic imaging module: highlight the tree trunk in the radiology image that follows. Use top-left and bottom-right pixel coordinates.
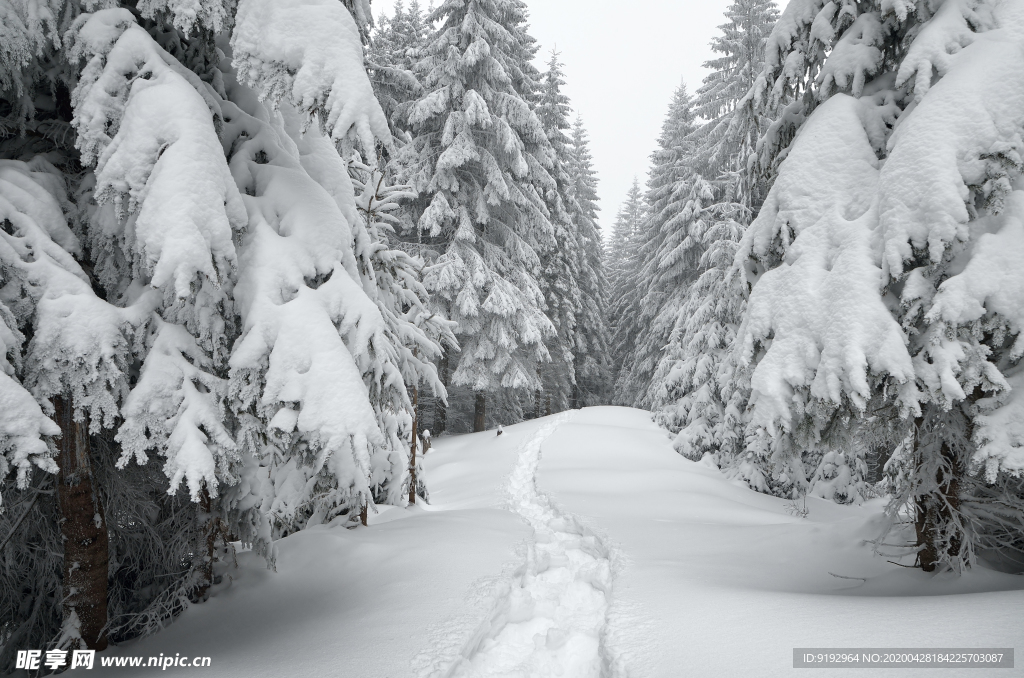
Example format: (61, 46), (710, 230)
(474, 392), (486, 433)
(571, 357), (580, 410)
(54, 397), (108, 651)
(409, 382), (419, 506)
(191, 487), (217, 602)
(434, 354), (448, 434)
(913, 412), (965, 572)
(546, 393), (552, 417)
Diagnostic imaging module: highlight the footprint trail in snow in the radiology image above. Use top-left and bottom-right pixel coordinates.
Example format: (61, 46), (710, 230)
(449, 413), (616, 678)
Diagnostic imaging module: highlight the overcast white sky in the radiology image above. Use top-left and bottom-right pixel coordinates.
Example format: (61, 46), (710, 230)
(374, 0), (735, 233)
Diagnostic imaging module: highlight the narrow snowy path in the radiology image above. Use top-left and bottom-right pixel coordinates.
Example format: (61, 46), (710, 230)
(446, 412), (616, 678)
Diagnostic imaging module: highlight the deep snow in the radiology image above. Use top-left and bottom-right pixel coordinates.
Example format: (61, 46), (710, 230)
(92, 407), (1024, 677)
(441, 411), (614, 678)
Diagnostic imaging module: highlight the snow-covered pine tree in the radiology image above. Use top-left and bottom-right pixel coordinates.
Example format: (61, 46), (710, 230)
(650, 206), (750, 464)
(566, 116), (611, 407)
(367, 0), (429, 135)
(225, 0), (441, 547)
(650, 0), (777, 465)
(692, 0), (779, 211)
(606, 178), (647, 397)
(2, 0), (441, 663)
(400, 0), (556, 433)
(534, 51), (582, 416)
(737, 0), (1024, 571)
(1, 4), (209, 656)
(348, 154), (456, 505)
(1, 154), (130, 653)
(613, 84), (703, 408)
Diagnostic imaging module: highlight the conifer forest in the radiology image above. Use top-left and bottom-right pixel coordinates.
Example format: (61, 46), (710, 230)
(1, 1), (1022, 676)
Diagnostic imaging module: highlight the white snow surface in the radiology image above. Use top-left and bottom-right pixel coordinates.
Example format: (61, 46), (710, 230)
(231, 0), (391, 154)
(738, 94), (917, 430)
(73, 17), (245, 299)
(91, 408), (1024, 677)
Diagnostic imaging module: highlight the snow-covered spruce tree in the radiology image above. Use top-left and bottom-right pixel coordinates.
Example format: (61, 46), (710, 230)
(650, 0), (778, 463)
(650, 207), (750, 463)
(737, 0), (1024, 571)
(533, 51), (582, 416)
(225, 0), (451, 549)
(692, 0), (779, 211)
(606, 178), (647, 399)
(348, 154), (456, 505)
(613, 83), (703, 408)
(2, 0), (440, 662)
(1, 4), (216, 657)
(0, 154), (131, 654)
(566, 116), (611, 407)
(367, 0), (429, 135)
(399, 0), (556, 433)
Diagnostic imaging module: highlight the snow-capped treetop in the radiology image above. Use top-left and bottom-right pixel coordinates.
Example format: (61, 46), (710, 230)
(613, 83), (702, 408)
(565, 116), (611, 406)
(537, 51), (572, 157)
(693, 0), (778, 208)
(567, 117), (600, 229)
(401, 0), (556, 395)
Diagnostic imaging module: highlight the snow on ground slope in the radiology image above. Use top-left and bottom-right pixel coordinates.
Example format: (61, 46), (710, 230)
(91, 407), (1023, 677)
(431, 411), (615, 678)
(538, 408), (1024, 678)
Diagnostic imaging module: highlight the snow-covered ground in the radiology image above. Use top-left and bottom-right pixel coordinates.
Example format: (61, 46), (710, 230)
(94, 407), (1024, 677)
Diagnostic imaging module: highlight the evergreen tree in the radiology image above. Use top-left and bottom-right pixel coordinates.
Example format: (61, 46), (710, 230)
(692, 0), (779, 209)
(607, 178), (646, 396)
(399, 0), (557, 433)
(367, 0), (429, 134)
(534, 51), (581, 416)
(650, 208), (749, 462)
(650, 0), (777, 468)
(566, 116), (611, 406)
(348, 154), (456, 505)
(1, 0), (443, 664)
(613, 84), (701, 408)
(736, 0), (1024, 571)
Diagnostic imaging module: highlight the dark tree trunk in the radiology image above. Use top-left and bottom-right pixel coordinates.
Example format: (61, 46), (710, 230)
(191, 487), (217, 602)
(409, 382), (419, 506)
(54, 397), (108, 651)
(474, 392), (486, 433)
(913, 412), (966, 572)
(571, 356), (580, 410)
(434, 354), (448, 434)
